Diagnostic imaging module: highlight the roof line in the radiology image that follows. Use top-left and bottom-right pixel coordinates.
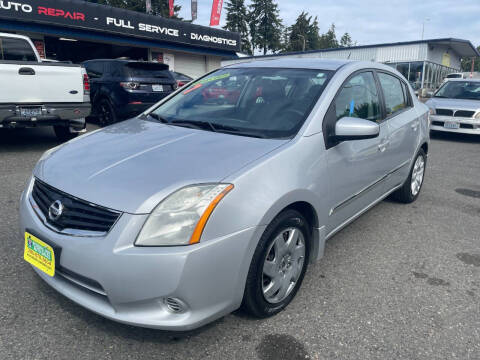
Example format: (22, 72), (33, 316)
(238, 38), (480, 59)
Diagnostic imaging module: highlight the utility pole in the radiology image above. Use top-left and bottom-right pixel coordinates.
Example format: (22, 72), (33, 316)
(298, 34), (306, 52)
(421, 18), (430, 40)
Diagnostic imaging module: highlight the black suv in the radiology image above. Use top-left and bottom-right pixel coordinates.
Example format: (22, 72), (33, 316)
(83, 60), (176, 126)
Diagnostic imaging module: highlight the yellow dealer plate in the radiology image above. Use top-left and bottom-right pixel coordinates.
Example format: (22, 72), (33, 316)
(24, 232), (55, 277)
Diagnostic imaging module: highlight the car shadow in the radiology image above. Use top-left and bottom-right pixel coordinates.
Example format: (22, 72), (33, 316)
(430, 131), (480, 144)
(0, 127), (59, 152)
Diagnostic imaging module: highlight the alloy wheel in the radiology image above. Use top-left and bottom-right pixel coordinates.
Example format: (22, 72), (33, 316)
(262, 227), (306, 304)
(411, 155), (425, 196)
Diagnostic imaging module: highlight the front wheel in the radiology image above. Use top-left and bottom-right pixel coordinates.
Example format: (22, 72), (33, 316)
(392, 149), (427, 203)
(242, 209), (310, 318)
(53, 125), (78, 142)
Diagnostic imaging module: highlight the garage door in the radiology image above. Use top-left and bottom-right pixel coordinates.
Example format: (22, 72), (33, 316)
(174, 52), (206, 79)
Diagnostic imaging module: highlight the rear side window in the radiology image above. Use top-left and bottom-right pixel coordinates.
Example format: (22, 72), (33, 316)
(378, 73), (408, 117)
(85, 62), (104, 79)
(0, 37), (36, 61)
(335, 71), (382, 123)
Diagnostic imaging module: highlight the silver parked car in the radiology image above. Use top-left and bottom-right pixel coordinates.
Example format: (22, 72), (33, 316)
(427, 79), (480, 135)
(20, 59), (429, 330)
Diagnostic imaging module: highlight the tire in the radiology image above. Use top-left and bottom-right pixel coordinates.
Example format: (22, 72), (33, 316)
(96, 98), (117, 127)
(391, 149), (427, 203)
(242, 209), (310, 318)
(53, 125), (78, 142)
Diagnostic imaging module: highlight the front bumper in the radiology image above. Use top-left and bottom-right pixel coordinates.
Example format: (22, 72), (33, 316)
(430, 115), (480, 135)
(0, 103), (91, 129)
(19, 180), (262, 331)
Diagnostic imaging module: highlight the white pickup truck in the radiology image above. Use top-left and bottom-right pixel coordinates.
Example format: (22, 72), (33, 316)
(0, 33), (91, 141)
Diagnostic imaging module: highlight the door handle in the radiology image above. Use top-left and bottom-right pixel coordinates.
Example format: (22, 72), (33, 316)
(378, 140), (389, 152)
(18, 67), (35, 75)
(411, 120), (419, 131)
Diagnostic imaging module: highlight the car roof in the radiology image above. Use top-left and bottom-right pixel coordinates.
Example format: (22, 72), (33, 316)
(83, 59), (156, 64)
(223, 58), (352, 71)
(445, 78), (480, 82)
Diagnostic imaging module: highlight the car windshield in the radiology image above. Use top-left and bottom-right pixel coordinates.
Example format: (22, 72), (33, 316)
(149, 67), (332, 139)
(434, 81), (480, 100)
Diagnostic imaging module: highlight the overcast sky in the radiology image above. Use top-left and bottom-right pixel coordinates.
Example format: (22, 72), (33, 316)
(175, 0), (480, 47)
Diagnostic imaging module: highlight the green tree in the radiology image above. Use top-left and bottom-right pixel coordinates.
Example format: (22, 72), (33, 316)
(340, 32), (353, 47)
(223, 0), (252, 54)
(249, 0), (283, 55)
(318, 23), (339, 49)
(461, 46), (480, 72)
(87, 0), (182, 19)
(286, 12), (310, 52)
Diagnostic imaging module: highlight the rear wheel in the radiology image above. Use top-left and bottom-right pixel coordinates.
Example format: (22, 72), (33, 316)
(97, 98), (117, 127)
(53, 125), (78, 142)
(392, 149), (426, 203)
(242, 209), (310, 318)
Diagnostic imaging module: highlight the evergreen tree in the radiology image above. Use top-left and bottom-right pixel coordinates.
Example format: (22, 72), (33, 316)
(318, 23), (339, 49)
(287, 12), (310, 52)
(340, 32), (354, 47)
(87, 0), (182, 19)
(249, 0), (283, 55)
(223, 0), (252, 54)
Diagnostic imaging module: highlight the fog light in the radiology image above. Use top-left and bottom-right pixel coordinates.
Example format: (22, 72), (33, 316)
(164, 297), (188, 314)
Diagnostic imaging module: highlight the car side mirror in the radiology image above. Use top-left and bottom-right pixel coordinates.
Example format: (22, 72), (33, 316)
(334, 117), (380, 141)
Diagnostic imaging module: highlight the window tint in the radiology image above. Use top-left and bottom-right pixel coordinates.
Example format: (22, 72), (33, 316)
(151, 68), (332, 139)
(378, 73), (408, 117)
(0, 37), (36, 61)
(85, 62), (104, 78)
(335, 72), (381, 123)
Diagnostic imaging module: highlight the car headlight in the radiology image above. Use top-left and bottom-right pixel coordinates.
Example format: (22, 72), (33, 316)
(135, 184), (234, 246)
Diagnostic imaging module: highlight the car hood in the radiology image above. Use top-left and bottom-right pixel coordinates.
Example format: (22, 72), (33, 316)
(35, 119), (288, 214)
(426, 97), (480, 111)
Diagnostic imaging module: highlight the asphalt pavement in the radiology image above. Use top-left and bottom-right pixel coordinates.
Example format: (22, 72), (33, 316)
(0, 125), (479, 360)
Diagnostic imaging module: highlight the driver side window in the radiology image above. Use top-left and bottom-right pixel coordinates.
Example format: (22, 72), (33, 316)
(335, 72), (381, 123)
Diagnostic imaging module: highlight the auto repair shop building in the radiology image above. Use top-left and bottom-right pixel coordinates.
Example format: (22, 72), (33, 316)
(0, 0), (240, 78)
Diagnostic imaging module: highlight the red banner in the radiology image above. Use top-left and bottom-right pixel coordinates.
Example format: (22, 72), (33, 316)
(209, 0), (223, 26)
(169, 0), (174, 17)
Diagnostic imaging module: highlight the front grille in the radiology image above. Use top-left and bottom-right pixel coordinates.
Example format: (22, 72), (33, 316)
(436, 109), (453, 116)
(432, 121), (444, 126)
(454, 110), (475, 118)
(56, 266), (107, 297)
(32, 179), (120, 234)
(435, 109), (475, 118)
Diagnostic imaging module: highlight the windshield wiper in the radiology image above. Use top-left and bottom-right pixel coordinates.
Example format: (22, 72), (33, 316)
(145, 113), (168, 123)
(170, 119), (217, 132)
(211, 124), (267, 138)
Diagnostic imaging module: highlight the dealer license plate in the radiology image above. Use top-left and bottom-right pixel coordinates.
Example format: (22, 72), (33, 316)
(24, 232), (55, 277)
(20, 107), (42, 117)
(444, 121), (460, 129)
(152, 84), (164, 92)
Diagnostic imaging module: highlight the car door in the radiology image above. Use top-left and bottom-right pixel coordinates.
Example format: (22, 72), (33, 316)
(376, 71), (419, 190)
(324, 71), (392, 235)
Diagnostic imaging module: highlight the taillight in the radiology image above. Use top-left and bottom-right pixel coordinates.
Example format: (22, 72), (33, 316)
(120, 82), (140, 90)
(83, 73), (90, 95)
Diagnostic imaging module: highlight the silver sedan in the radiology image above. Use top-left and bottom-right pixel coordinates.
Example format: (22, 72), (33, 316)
(20, 58), (429, 330)
(427, 79), (480, 135)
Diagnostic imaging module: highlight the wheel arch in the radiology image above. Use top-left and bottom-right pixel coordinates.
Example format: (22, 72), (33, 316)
(258, 191), (327, 264)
